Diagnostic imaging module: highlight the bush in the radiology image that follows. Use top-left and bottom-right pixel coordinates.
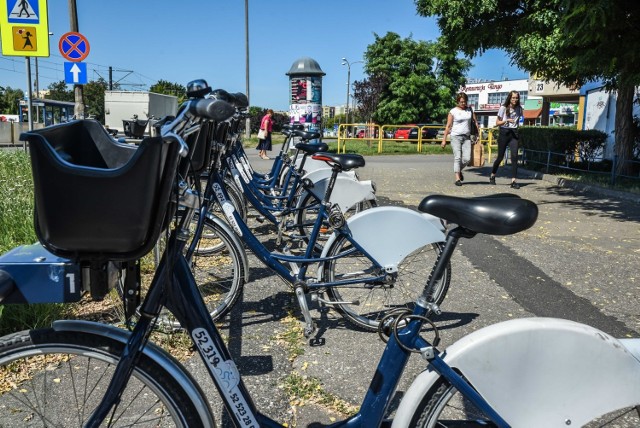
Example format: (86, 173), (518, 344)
(520, 126), (608, 169)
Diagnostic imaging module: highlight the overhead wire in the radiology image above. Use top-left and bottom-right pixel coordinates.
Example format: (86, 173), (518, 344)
(0, 54), (158, 91)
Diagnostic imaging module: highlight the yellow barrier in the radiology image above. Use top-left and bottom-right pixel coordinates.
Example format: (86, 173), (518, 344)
(337, 123), (382, 153)
(336, 123), (499, 157)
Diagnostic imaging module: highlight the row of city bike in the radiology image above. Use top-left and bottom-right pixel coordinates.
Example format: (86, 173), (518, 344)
(0, 79), (638, 427)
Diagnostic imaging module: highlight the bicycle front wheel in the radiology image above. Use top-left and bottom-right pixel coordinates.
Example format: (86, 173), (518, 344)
(410, 376), (640, 427)
(0, 328), (206, 427)
(323, 238), (450, 331)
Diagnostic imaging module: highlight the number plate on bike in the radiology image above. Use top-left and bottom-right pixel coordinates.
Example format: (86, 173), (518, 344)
(0, 243), (82, 304)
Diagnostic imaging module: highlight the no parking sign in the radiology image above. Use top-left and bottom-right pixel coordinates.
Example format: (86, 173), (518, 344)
(59, 31), (90, 61)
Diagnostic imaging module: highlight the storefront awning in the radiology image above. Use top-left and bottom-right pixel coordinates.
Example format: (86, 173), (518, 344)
(524, 108), (542, 119)
(523, 98), (543, 120)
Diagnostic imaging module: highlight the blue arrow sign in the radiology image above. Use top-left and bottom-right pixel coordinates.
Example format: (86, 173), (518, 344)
(64, 61), (87, 84)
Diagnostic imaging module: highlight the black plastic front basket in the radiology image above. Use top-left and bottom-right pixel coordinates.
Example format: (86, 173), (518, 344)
(20, 120), (181, 262)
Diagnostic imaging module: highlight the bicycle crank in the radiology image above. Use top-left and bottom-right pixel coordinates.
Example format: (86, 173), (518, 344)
(311, 293), (360, 306)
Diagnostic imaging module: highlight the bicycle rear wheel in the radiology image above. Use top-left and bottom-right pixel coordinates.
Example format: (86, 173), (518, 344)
(158, 216), (246, 329)
(410, 376), (640, 427)
(323, 239), (450, 331)
(0, 328), (206, 427)
(189, 217), (246, 321)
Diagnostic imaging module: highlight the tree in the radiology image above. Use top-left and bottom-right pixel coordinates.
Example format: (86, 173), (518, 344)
(415, 0), (640, 174)
(45, 81), (74, 103)
(361, 32), (470, 125)
(0, 87), (24, 114)
(150, 80), (187, 105)
(353, 74), (388, 124)
(248, 107), (288, 134)
(83, 78), (109, 122)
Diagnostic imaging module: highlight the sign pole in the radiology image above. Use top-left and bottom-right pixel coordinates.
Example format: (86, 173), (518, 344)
(25, 57), (33, 131)
(68, 0), (84, 119)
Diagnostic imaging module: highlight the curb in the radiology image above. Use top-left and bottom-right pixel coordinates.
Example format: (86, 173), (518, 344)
(522, 168), (640, 203)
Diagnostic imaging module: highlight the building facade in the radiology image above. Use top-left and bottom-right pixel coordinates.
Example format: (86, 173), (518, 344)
(322, 105), (336, 119)
(460, 79), (529, 128)
(460, 77), (581, 128)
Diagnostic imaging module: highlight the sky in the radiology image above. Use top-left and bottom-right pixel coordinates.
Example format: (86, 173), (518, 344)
(0, 0), (527, 111)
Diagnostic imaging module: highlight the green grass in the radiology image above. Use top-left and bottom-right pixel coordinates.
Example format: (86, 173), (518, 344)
(244, 133), (452, 155)
(0, 150), (36, 254)
(554, 171), (640, 194)
(332, 139), (451, 155)
(282, 372), (359, 416)
(0, 150), (67, 335)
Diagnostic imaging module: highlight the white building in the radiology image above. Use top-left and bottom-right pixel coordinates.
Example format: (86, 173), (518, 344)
(460, 79), (529, 128)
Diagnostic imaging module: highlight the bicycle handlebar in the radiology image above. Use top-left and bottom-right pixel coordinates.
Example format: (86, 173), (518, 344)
(187, 98), (237, 122)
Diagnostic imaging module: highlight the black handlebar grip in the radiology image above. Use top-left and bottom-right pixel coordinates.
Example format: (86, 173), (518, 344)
(188, 98), (236, 122)
(210, 88), (231, 102)
(231, 92), (249, 108)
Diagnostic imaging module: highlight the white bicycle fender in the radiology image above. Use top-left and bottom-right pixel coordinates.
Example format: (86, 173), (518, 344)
(296, 157), (335, 175)
(392, 317), (640, 428)
(302, 166), (357, 183)
(320, 206), (445, 273)
(302, 176), (376, 213)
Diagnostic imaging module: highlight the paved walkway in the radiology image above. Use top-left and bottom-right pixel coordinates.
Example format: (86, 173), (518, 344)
(186, 150), (640, 427)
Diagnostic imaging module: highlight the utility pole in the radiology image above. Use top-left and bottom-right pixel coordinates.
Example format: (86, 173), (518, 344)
(341, 58), (363, 135)
(68, 0), (84, 119)
(244, 0), (251, 138)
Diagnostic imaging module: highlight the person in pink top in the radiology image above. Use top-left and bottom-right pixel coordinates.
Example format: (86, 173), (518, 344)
(257, 109), (274, 159)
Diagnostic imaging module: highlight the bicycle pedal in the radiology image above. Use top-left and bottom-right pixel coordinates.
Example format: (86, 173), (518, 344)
(255, 215), (265, 223)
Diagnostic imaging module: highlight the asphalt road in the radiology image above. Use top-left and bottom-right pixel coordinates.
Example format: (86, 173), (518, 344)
(185, 149), (640, 427)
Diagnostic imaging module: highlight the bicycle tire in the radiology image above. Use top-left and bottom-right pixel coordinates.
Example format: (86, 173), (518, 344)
(410, 376), (640, 427)
(160, 216), (246, 329)
(323, 239), (450, 331)
(0, 328), (205, 427)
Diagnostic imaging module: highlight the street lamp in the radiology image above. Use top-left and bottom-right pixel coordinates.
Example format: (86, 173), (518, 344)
(341, 57), (363, 128)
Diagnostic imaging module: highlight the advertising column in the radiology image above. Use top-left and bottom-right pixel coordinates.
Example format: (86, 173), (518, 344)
(286, 57), (325, 138)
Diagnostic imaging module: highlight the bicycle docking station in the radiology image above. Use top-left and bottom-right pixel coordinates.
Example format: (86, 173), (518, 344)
(0, 243), (139, 312)
(0, 243), (82, 304)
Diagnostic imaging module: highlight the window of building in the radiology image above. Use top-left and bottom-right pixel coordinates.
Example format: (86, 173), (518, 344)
(488, 92), (509, 105)
(467, 94), (479, 109)
(518, 91), (528, 103)
(488, 91), (528, 106)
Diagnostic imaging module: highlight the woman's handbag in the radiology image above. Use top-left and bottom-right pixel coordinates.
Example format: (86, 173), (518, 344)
(257, 128), (268, 140)
(469, 107), (479, 143)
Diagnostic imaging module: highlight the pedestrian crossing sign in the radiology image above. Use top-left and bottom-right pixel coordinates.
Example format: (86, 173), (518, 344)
(0, 0), (49, 56)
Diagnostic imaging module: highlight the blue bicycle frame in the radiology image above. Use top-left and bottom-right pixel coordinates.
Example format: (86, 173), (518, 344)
(208, 167), (387, 290)
(87, 211), (508, 427)
(226, 143), (311, 217)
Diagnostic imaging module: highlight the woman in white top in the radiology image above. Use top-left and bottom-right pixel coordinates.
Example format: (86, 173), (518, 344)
(441, 92), (479, 186)
(490, 91), (523, 189)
